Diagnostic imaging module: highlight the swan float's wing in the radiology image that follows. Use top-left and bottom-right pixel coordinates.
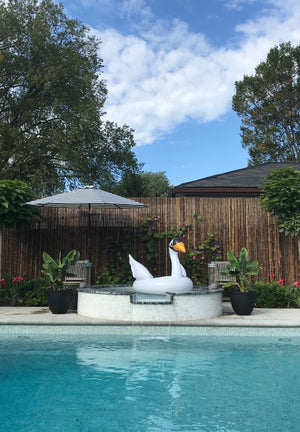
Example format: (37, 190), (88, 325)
(129, 254), (153, 280)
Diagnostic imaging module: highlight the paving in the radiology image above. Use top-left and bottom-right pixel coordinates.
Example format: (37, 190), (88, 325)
(1, 303), (300, 327)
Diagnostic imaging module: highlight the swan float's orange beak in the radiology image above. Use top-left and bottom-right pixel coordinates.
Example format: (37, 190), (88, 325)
(173, 241), (186, 253)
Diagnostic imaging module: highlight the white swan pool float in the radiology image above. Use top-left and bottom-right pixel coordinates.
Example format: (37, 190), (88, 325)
(129, 237), (193, 295)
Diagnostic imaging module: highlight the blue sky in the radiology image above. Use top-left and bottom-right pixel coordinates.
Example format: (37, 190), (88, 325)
(60, 0), (300, 186)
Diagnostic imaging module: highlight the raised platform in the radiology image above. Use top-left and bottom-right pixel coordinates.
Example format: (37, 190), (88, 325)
(77, 286), (223, 322)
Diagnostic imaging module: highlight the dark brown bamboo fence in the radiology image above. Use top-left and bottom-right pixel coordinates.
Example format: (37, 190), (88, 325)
(2, 197), (299, 284)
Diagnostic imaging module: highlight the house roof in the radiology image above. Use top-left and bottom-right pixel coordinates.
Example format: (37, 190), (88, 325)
(169, 162), (300, 197)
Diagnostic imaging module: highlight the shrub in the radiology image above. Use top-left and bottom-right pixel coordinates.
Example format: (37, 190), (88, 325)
(0, 276), (48, 306)
(21, 279), (48, 306)
(0, 275), (25, 305)
(251, 281), (293, 308)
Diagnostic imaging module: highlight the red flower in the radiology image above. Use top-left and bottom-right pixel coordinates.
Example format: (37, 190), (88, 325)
(13, 276), (24, 283)
(294, 281), (299, 287)
(278, 279), (284, 285)
(1, 278), (5, 285)
(269, 273), (275, 280)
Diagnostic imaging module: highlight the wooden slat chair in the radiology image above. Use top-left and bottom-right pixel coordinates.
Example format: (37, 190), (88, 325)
(64, 260), (91, 288)
(215, 261), (236, 287)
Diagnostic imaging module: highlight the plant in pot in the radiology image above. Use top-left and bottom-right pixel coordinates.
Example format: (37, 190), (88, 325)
(41, 250), (80, 314)
(221, 248), (261, 315)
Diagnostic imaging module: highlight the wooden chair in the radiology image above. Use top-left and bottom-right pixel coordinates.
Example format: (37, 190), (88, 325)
(64, 260), (92, 288)
(214, 261), (236, 287)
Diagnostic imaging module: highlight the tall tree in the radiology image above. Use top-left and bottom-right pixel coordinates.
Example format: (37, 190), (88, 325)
(0, 0), (140, 195)
(111, 171), (173, 197)
(260, 167), (300, 236)
(139, 171), (173, 197)
(232, 42), (300, 165)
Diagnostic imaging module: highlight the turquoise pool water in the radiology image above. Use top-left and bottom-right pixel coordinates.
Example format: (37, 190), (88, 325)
(1, 333), (299, 432)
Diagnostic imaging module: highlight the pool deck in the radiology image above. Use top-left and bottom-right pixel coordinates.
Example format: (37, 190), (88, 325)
(1, 303), (300, 327)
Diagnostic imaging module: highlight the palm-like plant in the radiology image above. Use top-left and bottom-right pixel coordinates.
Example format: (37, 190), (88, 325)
(41, 250), (80, 290)
(221, 248), (261, 292)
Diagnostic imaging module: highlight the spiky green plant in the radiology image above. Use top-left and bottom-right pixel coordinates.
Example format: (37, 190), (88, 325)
(221, 248), (261, 292)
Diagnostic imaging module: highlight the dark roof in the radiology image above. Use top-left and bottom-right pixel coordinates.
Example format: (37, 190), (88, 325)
(169, 162), (300, 197)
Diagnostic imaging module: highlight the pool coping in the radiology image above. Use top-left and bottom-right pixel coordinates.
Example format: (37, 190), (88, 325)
(1, 303), (300, 328)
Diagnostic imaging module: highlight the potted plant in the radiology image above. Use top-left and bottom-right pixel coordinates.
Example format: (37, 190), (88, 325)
(221, 248), (261, 315)
(42, 250), (80, 314)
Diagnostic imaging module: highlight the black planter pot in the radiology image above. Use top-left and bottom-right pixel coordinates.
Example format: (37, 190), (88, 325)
(46, 289), (73, 314)
(230, 290), (256, 315)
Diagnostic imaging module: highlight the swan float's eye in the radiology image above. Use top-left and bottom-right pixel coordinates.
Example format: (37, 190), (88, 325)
(170, 237), (186, 253)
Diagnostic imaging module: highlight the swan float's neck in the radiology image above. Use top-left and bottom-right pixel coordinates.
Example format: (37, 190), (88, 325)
(170, 247), (183, 278)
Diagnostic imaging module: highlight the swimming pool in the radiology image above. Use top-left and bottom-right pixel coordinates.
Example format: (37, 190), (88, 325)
(1, 330), (299, 432)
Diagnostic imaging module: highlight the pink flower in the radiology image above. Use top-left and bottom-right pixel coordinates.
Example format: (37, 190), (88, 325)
(201, 256), (205, 260)
(1, 278), (5, 285)
(13, 276), (24, 283)
(182, 234), (185, 238)
(178, 223), (181, 226)
(269, 273), (275, 280)
(278, 279), (284, 285)
(147, 217), (151, 221)
(192, 255), (196, 260)
(294, 281), (299, 287)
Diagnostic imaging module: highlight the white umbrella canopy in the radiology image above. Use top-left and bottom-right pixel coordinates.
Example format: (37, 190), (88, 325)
(26, 186), (146, 262)
(26, 186), (146, 209)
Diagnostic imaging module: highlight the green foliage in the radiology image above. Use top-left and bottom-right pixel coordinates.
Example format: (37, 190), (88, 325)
(221, 248), (261, 292)
(111, 171), (173, 197)
(97, 216), (165, 285)
(251, 281), (294, 308)
(41, 250), (80, 290)
(138, 171), (173, 197)
(182, 234), (222, 285)
(0, 180), (40, 228)
(0, 276), (49, 306)
(232, 42), (300, 164)
(260, 167), (300, 235)
(139, 215), (166, 276)
(96, 229), (135, 285)
(288, 283), (300, 308)
(97, 214), (222, 286)
(0, 0), (140, 195)
(0, 275), (25, 305)
(20, 278), (48, 306)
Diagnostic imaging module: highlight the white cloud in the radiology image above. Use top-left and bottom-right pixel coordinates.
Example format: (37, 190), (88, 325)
(225, 0), (259, 11)
(95, 0), (300, 146)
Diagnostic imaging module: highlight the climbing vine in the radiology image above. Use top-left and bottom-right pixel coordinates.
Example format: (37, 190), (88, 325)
(96, 214), (222, 286)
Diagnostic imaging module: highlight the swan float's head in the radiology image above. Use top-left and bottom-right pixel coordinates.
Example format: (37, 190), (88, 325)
(169, 237), (186, 253)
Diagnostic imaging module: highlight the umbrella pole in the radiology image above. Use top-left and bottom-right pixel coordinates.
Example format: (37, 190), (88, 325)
(87, 204), (91, 262)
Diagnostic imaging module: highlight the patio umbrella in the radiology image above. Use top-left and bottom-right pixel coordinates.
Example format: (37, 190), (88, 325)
(26, 186), (146, 261)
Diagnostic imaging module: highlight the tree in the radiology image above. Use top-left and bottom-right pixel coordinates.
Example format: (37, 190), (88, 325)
(0, 179), (40, 281)
(232, 42), (300, 165)
(111, 171), (173, 197)
(0, 0), (140, 195)
(139, 171), (173, 197)
(260, 167), (300, 236)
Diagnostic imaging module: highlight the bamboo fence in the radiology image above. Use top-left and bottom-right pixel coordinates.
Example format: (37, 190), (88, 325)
(2, 197), (299, 284)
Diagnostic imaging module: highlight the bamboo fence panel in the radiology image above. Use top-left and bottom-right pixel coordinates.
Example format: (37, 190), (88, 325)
(1, 197), (299, 284)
